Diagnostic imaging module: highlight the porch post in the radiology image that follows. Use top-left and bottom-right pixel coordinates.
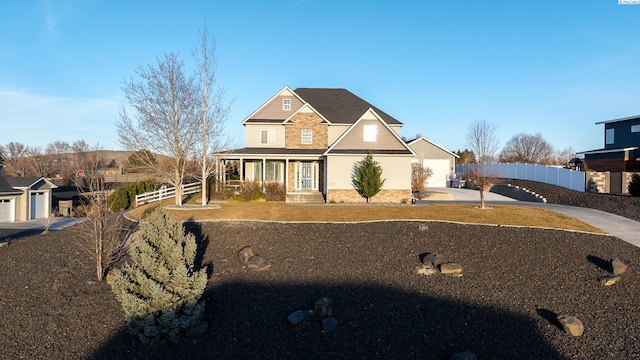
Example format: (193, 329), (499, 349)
(285, 158), (289, 193)
(262, 158), (266, 191)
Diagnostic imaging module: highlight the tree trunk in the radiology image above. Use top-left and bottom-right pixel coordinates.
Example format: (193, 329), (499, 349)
(480, 189), (485, 209)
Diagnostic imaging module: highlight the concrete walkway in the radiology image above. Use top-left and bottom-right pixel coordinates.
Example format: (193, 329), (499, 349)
(428, 187), (640, 248)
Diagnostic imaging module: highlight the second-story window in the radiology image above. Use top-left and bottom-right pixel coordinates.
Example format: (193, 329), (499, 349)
(606, 128), (615, 145)
(261, 129), (275, 145)
(363, 125), (377, 142)
(301, 129), (312, 144)
(283, 98), (291, 110)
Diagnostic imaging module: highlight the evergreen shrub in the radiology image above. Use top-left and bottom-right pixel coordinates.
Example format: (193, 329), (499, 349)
(110, 211), (207, 343)
(629, 173), (640, 197)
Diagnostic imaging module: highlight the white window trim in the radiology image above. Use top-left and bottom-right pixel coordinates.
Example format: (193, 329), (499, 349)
(301, 129), (312, 145)
(283, 98), (291, 111)
(363, 124), (377, 142)
(260, 129), (276, 145)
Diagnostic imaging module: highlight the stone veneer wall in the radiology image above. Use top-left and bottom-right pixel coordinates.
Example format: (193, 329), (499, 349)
(585, 171), (607, 193)
(285, 112), (328, 150)
(326, 189), (412, 203)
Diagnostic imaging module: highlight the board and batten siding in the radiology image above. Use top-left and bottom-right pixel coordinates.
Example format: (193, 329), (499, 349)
(408, 139), (457, 180)
(332, 120), (406, 151)
(326, 155), (411, 190)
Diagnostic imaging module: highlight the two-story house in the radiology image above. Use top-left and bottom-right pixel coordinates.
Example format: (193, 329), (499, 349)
(578, 115), (640, 172)
(217, 86), (416, 203)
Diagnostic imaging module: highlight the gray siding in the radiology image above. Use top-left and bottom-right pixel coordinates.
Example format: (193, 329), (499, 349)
(252, 95), (304, 120)
(333, 120), (406, 151)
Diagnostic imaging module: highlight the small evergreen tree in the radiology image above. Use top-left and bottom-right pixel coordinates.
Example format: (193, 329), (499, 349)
(629, 173), (640, 197)
(352, 152), (385, 202)
(110, 211), (207, 343)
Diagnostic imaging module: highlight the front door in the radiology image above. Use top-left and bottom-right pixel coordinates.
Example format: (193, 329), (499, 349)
(300, 162), (313, 190)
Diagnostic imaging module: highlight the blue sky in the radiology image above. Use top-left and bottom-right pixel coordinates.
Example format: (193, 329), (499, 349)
(1, 0), (639, 155)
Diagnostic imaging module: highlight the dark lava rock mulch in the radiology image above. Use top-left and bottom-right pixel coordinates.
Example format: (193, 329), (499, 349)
(1, 218), (640, 359)
(499, 179), (640, 222)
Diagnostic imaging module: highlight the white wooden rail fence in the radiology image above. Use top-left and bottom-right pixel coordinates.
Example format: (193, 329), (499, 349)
(135, 182), (201, 207)
(455, 163), (586, 192)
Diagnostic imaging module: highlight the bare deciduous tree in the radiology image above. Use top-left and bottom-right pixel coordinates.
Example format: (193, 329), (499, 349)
(27, 146), (54, 177)
(465, 119), (500, 208)
(75, 174), (135, 281)
(3, 141), (31, 176)
(498, 133), (553, 164)
(549, 147), (576, 168)
(117, 52), (201, 206)
(193, 25), (232, 206)
(46, 140), (72, 177)
(411, 163), (433, 196)
(466, 119), (500, 164)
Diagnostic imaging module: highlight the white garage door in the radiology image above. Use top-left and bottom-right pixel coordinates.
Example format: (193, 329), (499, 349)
(0, 198), (14, 222)
(423, 159), (451, 188)
(30, 192), (47, 219)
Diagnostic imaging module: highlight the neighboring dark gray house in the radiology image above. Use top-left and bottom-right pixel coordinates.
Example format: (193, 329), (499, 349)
(578, 115), (640, 172)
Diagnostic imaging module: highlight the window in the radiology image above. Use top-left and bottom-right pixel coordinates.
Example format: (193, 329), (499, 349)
(265, 161), (282, 181)
(606, 128), (615, 145)
(283, 98), (291, 110)
(301, 129), (312, 144)
(632, 125), (640, 133)
(260, 129), (275, 145)
(363, 124), (377, 142)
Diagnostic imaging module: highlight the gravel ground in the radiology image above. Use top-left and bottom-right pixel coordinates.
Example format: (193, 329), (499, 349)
(499, 179), (640, 222)
(1, 186), (640, 359)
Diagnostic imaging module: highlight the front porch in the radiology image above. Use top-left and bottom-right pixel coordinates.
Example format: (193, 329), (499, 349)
(217, 155), (326, 204)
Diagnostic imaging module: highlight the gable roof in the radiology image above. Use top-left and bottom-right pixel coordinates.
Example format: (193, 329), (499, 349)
(242, 86), (306, 125)
(324, 108), (414, 156)
(293, 88), (402, 126)
(406, 137), (459, 158)
(5, 177), (57, 189)
(0, 177), (23, 196)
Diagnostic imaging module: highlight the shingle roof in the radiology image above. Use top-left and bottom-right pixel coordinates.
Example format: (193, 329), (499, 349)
(293, 88), (402, 125)
(218, 148), (326, 156)
(5, 176), (45, 188)
(0, 177), (22, 195)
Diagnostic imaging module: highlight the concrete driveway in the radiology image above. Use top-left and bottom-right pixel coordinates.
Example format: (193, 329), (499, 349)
(0, 218), (86, 242)
(424, 187), (640, 248)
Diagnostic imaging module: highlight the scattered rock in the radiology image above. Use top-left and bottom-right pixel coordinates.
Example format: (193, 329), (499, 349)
(416, 266), (438, 276)
(288, 310), (313, 328)
(417, 224), (429, 231)
(247, 255), (270, 270)
(611, 257), (628, 276)
(439, 262), (463, 276)
(186, 321), (209, 338)
(450, 351), (477, 360)
(237, 246), (255, 263)
(557, 314), (584, 336)
(314, 297), (333, 318)
(422, 253), (448, 268)
(322, 316), (339, 332)
(598, 275), (620, 286)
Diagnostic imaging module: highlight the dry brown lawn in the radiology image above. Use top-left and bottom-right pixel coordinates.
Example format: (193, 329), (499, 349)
(126, 198), (603, 234)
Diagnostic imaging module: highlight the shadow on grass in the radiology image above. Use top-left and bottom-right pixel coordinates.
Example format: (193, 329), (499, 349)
(90, 282), (561, 360)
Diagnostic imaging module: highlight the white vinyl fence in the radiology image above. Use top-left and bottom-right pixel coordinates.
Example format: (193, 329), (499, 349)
(135, 182), (201, 207)
(456, 163), (585, 192)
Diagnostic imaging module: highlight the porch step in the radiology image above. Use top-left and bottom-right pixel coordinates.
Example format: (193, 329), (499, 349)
(286, 192), (325, 204)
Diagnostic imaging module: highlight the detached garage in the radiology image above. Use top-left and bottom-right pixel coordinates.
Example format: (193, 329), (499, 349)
(0, 177), (22, 223)
(407, 137), (459, 188)
(4, 177), (57, 221)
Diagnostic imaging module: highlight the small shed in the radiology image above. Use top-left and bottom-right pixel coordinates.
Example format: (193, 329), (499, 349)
(4, 177), (57, 221)
(407, 137), (459, 188)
